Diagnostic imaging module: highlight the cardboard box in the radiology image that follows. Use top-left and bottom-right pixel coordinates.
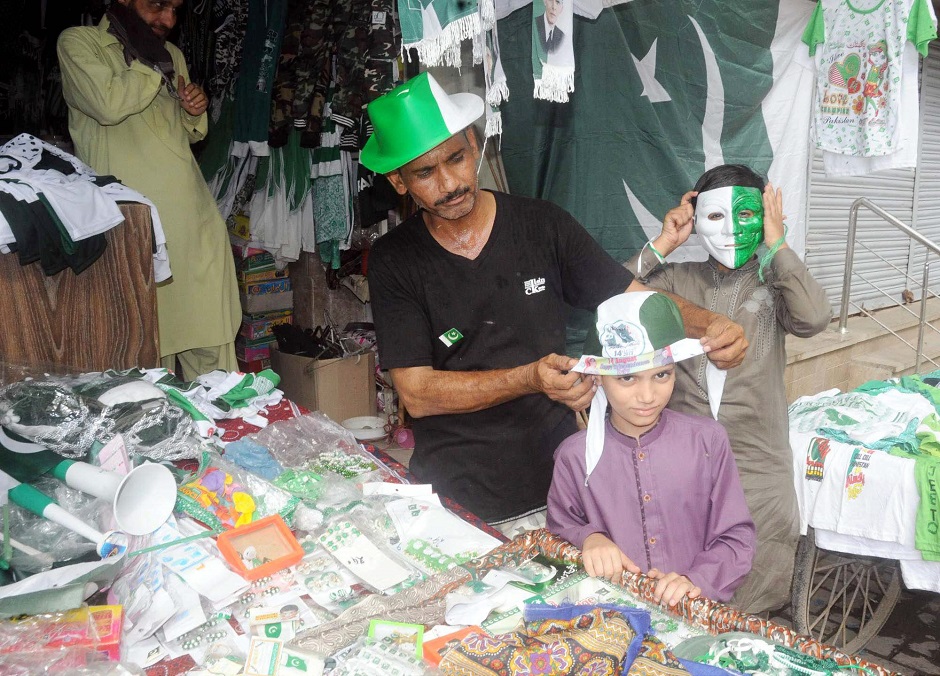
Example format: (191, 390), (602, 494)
(230, 213), (251, 240)
(271, 350), (376, 424)
(236, 335), (276, 362)
(238, 357), (272, 373)
(237, 267), (290, 287)
(231, 246), (276, 272)
(240, 278), (292, 296)
(240, 310), (293, 340)
(240, 290), (293, 313)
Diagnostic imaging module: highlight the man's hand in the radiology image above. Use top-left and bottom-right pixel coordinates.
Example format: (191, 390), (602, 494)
(651, 190), (697, 258)
(528, 353), (596, 411)
(762, 183), (788, 252)
(178, 75), (208, 116)
(647, 569), (701, 607)
(700, 315), (748, 370)
(582, 533), (641, 583)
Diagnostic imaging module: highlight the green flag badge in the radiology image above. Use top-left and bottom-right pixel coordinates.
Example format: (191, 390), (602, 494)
(439, 328), (464, 347)
(285, 655), (307, 669)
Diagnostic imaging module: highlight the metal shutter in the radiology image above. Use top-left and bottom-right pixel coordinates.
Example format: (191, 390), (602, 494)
(805, 162), (916, 315)
(911, 45), (940, 274)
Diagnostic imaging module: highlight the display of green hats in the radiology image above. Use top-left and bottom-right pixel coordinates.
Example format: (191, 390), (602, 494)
(360, 72), (485, 174)
(573, 291), (705, 376)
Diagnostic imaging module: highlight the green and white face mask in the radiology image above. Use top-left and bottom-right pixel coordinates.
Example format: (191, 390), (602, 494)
(694, 186), (764, 269)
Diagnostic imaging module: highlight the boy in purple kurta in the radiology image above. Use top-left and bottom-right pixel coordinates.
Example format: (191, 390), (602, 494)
(547, 291), (755, 606)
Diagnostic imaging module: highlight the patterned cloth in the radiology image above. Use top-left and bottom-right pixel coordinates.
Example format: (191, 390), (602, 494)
(440, 607), (634, 676)
(461, 530), (895, 676)
(207, 0), (249, 121)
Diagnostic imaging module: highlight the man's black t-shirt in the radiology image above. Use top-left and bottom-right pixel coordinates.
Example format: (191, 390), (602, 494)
(369, 191), (634, 522)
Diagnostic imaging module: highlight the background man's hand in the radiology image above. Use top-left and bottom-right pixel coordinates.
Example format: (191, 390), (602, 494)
(646, 569), (701, 607)
(700, 316), (748, 369)
(582, 533), (641, 583)
(762, 183), (788, 251)
(529, 353), (596, 411)
(652, 190), (697, 257)
(178, 75), (208, 116)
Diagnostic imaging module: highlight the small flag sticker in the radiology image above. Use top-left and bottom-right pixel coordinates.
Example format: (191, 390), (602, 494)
(439, 328), (464, 346)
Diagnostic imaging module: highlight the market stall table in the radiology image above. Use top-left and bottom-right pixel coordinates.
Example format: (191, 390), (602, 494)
(789, 381), (940, 653)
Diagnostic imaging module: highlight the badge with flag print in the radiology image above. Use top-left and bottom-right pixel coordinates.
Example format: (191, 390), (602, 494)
(439, 328), (464, 346)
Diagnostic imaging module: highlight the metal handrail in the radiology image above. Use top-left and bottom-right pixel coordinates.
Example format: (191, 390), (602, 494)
(839, 198), (940, 373)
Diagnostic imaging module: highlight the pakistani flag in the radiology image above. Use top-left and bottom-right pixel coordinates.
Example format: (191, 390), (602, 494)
(497, 0), (815, 265)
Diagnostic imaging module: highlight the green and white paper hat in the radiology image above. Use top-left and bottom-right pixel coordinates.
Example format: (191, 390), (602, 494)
(573, 291), (705, 376)
(574, 291), (711, 484)
(361, 72), (485, 174)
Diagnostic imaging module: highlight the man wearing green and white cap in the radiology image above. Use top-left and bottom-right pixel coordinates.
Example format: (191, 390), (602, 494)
(363, 72), (748, 534)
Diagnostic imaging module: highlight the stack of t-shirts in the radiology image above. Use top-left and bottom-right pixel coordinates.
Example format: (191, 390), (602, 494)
(0, 134), (171, 280)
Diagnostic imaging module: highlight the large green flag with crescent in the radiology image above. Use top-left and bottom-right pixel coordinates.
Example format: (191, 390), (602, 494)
(496, 0), (814, 265)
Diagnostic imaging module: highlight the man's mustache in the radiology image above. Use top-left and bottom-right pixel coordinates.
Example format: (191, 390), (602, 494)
(435, 186), (471, 206)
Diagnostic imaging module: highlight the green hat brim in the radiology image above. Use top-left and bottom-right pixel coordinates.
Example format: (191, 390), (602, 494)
(361, 92), (485, 174)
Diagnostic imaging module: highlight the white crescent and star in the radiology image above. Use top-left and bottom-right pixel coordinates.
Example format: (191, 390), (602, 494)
(623, 15), (723, 262)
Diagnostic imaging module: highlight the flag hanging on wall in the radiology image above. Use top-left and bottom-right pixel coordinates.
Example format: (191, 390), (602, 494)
(498, 0), (815, 265)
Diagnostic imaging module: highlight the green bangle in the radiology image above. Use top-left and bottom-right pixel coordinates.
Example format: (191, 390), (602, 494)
(647, 240), (666, 263)
(758, 232), (787, 282)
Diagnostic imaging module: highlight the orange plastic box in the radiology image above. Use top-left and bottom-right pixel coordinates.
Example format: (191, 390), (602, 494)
(217, 514), (304, 581)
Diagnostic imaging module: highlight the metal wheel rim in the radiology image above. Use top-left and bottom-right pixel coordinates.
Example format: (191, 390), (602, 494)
(791, 530), (902, 654)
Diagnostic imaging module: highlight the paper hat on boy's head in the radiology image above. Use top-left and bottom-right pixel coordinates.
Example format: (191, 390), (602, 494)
(575, 291), (705, 376)
(360, 72), (485, 175)
(573, 291), (706, 484)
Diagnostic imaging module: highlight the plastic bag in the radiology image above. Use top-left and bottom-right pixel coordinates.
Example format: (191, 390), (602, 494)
(0, 374), (202, 460)
(176, 450), (301, 531)
(328, 636), (438, 676)
(0, 605), (138, 674)
(250, 413), (404, 483)
(3, 476), (113, 566)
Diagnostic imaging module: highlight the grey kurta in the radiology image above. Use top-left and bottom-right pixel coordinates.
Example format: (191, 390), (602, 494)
(626, 247), (831, 613)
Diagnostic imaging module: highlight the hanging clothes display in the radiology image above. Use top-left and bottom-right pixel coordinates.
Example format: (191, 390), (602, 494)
(190, 0), (398, 266)
(803, 0), (937, 159)
(207, 0), (250, 122)
(232, 0), (289, 157)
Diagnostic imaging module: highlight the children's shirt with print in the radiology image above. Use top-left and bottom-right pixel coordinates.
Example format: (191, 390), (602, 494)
(546, 409), (756, 603)
(803, 0), (936, 157)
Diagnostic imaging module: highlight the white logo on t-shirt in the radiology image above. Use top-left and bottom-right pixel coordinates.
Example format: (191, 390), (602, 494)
(524, 277), (546, 295)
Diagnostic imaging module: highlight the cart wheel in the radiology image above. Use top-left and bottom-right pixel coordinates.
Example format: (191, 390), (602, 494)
(791, 528), (901, 654)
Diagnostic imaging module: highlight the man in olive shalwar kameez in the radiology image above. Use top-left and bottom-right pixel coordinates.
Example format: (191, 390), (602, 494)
(627, 165), (831, 613)
(58, 0), (240, 380)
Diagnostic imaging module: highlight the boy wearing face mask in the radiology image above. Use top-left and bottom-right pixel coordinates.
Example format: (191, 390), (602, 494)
(625, 164), (831, 614)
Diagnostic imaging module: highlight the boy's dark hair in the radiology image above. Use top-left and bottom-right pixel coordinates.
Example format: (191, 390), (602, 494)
(690, 164), (766, 208)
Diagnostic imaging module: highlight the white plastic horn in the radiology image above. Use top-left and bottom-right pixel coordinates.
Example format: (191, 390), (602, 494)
(52, 461), (177, 536)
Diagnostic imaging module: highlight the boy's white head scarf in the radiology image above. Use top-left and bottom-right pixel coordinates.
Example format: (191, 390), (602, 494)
(572, 291), (724, 484)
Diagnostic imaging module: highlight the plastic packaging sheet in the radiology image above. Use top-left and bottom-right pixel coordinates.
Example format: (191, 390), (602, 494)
(176, 450), (301, 531)
(330, 636), (438, 676)
(0, 605), (143, 674)
(250, 412), (404, 483)
(0, 651), (145, 675)
(3, 476), (113, 567)
(0, 374), (202, 460)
